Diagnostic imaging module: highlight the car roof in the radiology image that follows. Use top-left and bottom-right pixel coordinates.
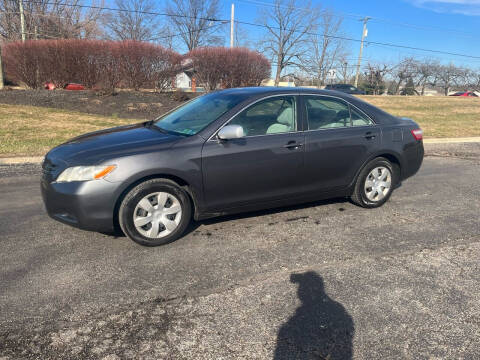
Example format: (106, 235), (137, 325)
(216, 86), (349, 97)
(215, 86), (364, 104)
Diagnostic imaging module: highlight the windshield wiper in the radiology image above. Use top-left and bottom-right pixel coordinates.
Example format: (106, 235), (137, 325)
(144, 119), (154, 127)
(147, 121), (189, 137)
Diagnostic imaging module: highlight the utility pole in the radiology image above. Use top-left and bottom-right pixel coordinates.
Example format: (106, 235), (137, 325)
(0, 45), (4, 90)
(19, 0), (26, 42)
(354, 17), (369, 88)
(230, 3), (234, 48)
(342, 62), (348, 84)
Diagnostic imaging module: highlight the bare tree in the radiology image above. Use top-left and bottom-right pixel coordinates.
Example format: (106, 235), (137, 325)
(105, 0), (161, 41)
(455, 67), (471, 91)
(259, 0), (318, 86)
(437, 63), (463, 95)
(303, 10), (347, 87)
(232, 22), (251, 48)
(165, 0), (220, 51)
(414, 60), (440, 95)
(390, 57), (417, 95)
(362, 63), (391, 95)
(468, 70), (480, 92)
(0, 0), (104, 40)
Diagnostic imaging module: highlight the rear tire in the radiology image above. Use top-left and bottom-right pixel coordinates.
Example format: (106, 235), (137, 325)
(119, 179), (192, 246)
(351, 157), (396, 208)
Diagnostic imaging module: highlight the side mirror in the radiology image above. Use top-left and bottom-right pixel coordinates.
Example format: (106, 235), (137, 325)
(217, 125), (244, 140)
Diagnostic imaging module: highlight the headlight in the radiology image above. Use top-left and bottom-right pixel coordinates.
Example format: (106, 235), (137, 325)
(56, 165), (116, 183)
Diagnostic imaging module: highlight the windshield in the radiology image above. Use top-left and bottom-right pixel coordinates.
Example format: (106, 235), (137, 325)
(154, 92), (248, 136)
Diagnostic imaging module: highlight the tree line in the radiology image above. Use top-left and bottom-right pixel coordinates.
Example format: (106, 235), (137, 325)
(0, 0), (478, 94)
(0, 0), (349, 87)
(356, 59), (480, 95)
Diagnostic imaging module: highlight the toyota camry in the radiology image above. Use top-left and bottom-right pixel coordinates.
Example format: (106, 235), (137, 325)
(41, 87), (424, 246)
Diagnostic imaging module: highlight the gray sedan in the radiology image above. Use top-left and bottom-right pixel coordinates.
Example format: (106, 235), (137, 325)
(41, 87), (424, 246)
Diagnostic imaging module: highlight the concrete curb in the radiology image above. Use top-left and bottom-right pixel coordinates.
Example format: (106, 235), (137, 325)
(423, 137), (480, 144)
(0, 137), (479, 165)
(0, 156), (43, 165)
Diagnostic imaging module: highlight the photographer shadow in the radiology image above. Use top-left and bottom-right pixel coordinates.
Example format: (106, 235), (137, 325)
(274, 271), (354, 360)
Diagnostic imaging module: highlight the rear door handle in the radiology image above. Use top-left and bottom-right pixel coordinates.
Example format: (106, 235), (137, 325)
(283, 141), (303, 150)
(364, 132), (376, 140)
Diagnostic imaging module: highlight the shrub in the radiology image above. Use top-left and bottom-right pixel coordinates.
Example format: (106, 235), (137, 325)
(187, 47), (271, 91)
(118, 41), (181, 91)
(2, 39), (181, 91)
(2, 41), (44, 88)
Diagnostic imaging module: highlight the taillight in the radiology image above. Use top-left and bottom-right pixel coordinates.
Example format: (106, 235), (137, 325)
(411, 128), (423, 141)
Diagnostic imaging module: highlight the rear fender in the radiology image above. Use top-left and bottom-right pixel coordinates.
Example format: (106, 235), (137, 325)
(348, 150), (404, 192)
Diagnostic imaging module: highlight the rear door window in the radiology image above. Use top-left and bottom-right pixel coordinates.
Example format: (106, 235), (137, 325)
(350, 108), (374, 126)
(304, 96), (374, 129)
(304, 96), (350, 129)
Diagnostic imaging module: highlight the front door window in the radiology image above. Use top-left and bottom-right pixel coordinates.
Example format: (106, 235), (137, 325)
(228, 96), (296, 136)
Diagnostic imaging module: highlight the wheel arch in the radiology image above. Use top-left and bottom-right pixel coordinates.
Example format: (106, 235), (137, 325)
(112, 173), (199, 233)
(349, 151), (403, 192)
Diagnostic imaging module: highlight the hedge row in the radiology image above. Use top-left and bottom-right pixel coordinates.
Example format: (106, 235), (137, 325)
(2, 40), (271, 91)
(2, 40), (181, 90)
(187, 47), (271, 90)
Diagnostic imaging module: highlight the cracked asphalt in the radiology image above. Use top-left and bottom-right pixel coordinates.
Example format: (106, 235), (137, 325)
(0, 143), (479, 359)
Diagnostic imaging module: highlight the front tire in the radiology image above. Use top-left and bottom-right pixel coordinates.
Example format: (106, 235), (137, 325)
(351, 157), (396, 208)
(119, 179), (192, 246)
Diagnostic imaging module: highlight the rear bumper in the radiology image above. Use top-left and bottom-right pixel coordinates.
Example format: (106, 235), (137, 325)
(401, 140), (424, 180)
(41, 177), (120, 233)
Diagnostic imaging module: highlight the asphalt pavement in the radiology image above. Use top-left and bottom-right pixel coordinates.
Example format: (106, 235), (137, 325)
(0, 143), (479, 359)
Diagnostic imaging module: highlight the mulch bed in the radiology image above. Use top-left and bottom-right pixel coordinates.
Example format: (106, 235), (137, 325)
(0, 89), (197, 120)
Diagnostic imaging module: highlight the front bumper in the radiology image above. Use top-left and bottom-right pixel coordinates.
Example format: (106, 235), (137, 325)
(41, 176), (120, 233)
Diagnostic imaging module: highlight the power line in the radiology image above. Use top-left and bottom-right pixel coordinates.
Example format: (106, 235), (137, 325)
(2, 10), (69, 19)
(363, 42), (480, 64)
(23, 0), (225, 23)
(19, 0), (480, 61)
(235, 0), (363, 21)
(234, 18), (480, 60)
(367, 17), (477, 39)
(235, 0), (478, 38)
(146, 21), (226, 42)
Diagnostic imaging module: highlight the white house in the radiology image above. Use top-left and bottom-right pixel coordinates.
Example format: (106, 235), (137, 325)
(175, 72), (193, 89)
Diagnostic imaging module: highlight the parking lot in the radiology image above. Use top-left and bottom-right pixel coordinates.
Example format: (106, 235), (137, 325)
(1, 142), (479, 359)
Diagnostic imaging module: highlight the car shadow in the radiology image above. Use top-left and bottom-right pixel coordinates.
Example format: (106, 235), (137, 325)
(108, 197), (349, 240)
(182, 197), (349, 237)
(274, 271), (354, 360)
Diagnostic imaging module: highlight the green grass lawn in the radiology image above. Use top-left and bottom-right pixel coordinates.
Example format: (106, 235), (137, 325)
(359, 96), (480, 138)
(0, 105), (136, 157)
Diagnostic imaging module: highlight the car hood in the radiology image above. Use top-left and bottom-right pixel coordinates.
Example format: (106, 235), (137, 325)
(45, 122), (181, 165)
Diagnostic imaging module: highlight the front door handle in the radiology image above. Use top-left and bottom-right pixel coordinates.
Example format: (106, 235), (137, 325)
(283, 141), (303, 150)
(364, 132), (376, 140)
